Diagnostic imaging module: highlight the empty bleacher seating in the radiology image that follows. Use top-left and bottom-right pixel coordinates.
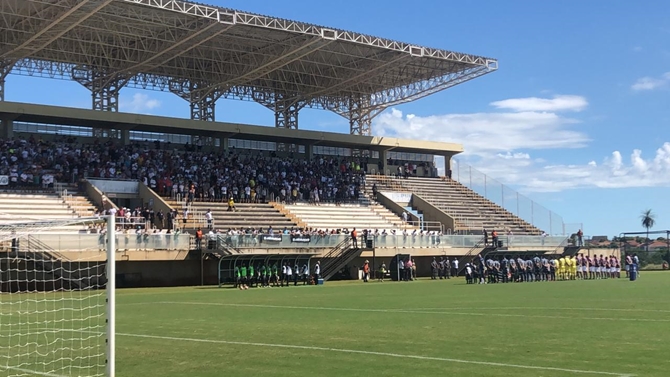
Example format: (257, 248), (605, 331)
(367, 176), (541, 235)
(162, 199), (297, 231)
(0, 191), (98, 232)
(284, 203), (407, 231)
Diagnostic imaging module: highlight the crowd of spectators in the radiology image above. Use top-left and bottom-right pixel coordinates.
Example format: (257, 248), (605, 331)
(0, 135), (367, 204)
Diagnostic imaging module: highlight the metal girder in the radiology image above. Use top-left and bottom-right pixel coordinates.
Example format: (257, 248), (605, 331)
(197, 36), (334, 100)
(0, 62), (13, 101)
(253, 92), (305, 130)
(0, 0), (113, 61)
(110, 22), (232, 83)
(304, 53), (410, 100)
(344, 97), (374, 136)
(96, 11), (236, 90)
(371, 64), (494, 109)
(170, 80), (223, 121)
(0, 0), (498, 122)
(73, 67), (127, 116)
(123, 0), (490, 63)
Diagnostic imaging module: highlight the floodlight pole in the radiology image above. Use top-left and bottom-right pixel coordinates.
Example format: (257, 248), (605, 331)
(106, 214), (116, 377)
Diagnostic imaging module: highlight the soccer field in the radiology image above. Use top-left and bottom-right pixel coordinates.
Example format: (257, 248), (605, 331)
(112, 272), (670, 377)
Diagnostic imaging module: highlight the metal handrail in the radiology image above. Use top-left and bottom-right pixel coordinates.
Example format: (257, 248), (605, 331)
(319, 238), (352, 278)
(457, 236), (485, 276)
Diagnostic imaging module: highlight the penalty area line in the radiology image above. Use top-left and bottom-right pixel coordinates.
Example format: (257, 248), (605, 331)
(118, 332), (634, 377)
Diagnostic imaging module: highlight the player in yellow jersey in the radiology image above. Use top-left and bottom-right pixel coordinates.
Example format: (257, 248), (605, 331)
(558, 257), (566, 280)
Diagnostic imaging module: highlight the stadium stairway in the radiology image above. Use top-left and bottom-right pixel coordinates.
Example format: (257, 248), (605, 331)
(164, 199), (298, 231)
(366, 176), (542, 235)
(0, 190), (98, 232)
(320, 238), (364, 281)
(283, 202), (406, 231)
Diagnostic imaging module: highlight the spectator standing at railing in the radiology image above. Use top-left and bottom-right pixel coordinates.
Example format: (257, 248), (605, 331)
(205, 210), (213, 230)
(195, 228), (203, 251)
(166, 210), (174, 231)
(351, 228), (358, 249)
(491, 230), (498, 248)
(483, 229), (488, 246)
(577, 229), (584, 247)
(156, 210), (164, 230)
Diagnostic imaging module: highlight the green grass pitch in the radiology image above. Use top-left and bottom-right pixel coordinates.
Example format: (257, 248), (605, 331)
(113, 272), (669, 377)
(3, 273), (668, 376)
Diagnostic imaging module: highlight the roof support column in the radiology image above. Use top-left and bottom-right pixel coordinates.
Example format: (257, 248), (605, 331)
(254, 93), (305, 152)
(275, 101), (301, 130)
(275, 99), (304, 152)
(72, 67), (126, 138)
(0, 62), (13, 102)
(170, 81), (223, 122)
(348, 97), (372, 136)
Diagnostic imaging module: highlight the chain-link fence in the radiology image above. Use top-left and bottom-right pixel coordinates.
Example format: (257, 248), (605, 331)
(453, 160), (574, 236)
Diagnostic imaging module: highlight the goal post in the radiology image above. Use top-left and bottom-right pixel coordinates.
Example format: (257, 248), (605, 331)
(0, 215), (116, 377)
(107, 214), (116, 377)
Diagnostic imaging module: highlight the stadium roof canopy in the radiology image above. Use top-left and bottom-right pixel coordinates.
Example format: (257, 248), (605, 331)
(0, 0), (497, 135)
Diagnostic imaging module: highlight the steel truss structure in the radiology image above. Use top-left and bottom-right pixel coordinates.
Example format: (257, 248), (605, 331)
(0, 0), (497, 135)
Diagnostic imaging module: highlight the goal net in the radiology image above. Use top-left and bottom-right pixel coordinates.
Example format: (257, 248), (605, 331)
(0, 216), (116, 377)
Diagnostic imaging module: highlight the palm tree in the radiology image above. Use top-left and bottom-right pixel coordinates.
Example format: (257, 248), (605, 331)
(640, 209), (656, 251)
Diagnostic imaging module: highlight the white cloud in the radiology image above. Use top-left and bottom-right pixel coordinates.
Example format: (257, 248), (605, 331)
(120, 93), (161, 113)
(375, 100), (589, 158)
(490, 95), (588, 112)
(374, 95), (670, 193)
(515, 144), (670, 192)
(631, 72), (670, 91)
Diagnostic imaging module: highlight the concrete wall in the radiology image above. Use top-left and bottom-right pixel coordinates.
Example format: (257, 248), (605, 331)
(84, 179), (119, 212)
(410, 194), (455, 233)
(116, 260), (219, 287)
(376, 192), (420, 224)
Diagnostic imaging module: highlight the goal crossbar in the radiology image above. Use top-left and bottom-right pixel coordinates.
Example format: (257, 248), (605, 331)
(0, 216), (104, 244)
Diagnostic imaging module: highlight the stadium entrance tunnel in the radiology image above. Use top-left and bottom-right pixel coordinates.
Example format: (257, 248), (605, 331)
(217, 254), (317, 287)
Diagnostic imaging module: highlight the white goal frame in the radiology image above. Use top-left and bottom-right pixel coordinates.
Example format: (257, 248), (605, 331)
(0, 215), (116, 377)
(107, 214), (116, 377)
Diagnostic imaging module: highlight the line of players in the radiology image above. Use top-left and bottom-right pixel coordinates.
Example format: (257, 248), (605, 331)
(464, 253), (621, 284)
(233, 262), (320, 290)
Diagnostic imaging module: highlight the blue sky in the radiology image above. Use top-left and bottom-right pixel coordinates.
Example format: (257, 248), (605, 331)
(5, 0), (670, 238)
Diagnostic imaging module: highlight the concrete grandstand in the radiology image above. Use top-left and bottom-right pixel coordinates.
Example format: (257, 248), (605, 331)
(0, 0), (579, 286)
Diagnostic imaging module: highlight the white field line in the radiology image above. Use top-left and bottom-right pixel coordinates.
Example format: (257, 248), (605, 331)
(117, 332), (634, 377)
(409, 307), (670, 313)
(0, 365), (67, 377)
(141, 301), (670, 323)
